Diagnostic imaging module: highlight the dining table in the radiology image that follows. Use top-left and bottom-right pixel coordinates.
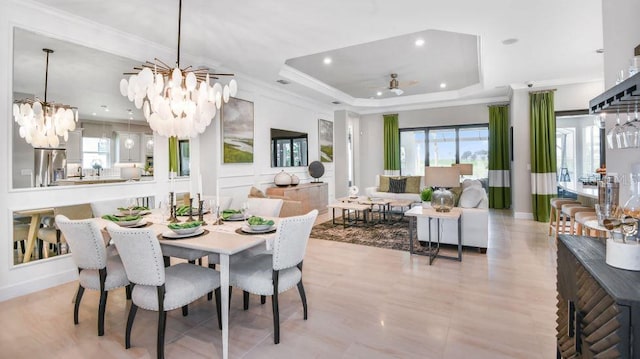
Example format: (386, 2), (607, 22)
(101, 210), (277, 359)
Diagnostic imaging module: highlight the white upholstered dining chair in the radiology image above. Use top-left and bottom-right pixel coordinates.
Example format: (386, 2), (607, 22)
(55, 215), (130, 336)
(247, 197), (284, 217)
(229, 209), (318, 344)
(107, 224), (222, 359)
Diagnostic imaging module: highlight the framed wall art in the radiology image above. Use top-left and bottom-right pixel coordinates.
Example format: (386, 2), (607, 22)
(222, 97), (254, 163)
(318, 119), (333, 163)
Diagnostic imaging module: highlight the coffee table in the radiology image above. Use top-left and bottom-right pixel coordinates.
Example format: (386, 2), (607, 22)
(338, 196), (392, 223)
(328, 202), (371, 228)
(405, 206), (462, 265)
(388, 199), (415, 221)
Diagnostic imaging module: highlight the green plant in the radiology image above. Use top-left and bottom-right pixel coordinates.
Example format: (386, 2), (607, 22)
(420, 187), (433, 202)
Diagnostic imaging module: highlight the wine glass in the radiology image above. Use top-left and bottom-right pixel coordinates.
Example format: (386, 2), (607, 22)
(607, 110), (624, 149)
(241, 202), (250, 221)
(160, 200), (171, 223)
(126, 197), (137, 215)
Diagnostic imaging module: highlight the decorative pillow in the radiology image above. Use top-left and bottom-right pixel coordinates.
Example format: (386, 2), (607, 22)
(449, 187), (463, 206)
(461, 179), (482, 190)
(459, 186), (485, 208)
(404, 176), (421, 194)
(379, 176), (391, 192)
(389, 178), (407, 193)
(249, 186), (266, 198)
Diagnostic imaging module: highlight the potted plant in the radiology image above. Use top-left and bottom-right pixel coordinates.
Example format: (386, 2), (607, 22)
(420, 187), (433, 208)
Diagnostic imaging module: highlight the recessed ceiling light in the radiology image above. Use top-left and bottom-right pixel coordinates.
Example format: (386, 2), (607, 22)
(440, 83), (447, 89)
(92, 112), (96, 116)
(596, 48), (605, 54)
(101, 105), (109, 112)
(323, 57), (332, 65)
(331, 101), (341, 105)
(376, 91), (382, 96)
(276, 79), (290, 85)
(415, 38), (425, 47)
(129, 116), (133, 120)
(502, 38), (519, 45)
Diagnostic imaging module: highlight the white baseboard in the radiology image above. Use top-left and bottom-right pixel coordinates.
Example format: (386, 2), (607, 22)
(514, 212), (534, 220)
(0, 268), (77, 302)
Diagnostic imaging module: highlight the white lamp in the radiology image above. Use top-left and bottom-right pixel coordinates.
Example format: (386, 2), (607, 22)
(424, 166), (461, 212)
(452, 163), (473, 176)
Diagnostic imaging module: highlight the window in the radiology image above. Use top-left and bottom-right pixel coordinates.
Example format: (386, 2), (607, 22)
(82, 137), (111, 169)
(400, 124), (489, 179)
(556, 114), (601, 182)
(178, 140), (190, 177)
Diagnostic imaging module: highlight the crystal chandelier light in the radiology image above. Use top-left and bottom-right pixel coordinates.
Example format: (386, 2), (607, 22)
(13, 48), (78, 148)
(119, 0), (237, 138)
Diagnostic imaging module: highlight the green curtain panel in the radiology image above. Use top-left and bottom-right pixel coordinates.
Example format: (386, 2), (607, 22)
(168, 136), (179, 174)
(383, 114), (400, 171)
(488, 105), (511, 209)
(529, 91), (557, 222)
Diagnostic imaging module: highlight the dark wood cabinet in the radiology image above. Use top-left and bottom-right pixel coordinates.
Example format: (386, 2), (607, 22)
(557, 235), (640, 358)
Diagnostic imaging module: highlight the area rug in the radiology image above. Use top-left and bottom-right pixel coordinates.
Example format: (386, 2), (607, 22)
(311, 217), (432, 256)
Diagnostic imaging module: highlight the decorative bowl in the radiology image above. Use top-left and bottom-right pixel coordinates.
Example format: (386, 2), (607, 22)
(249, 224), (272, 231)
(116, 217), (142, 227)
(170, 224), (202, 235)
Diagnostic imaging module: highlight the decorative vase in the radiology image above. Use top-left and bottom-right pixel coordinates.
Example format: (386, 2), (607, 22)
(274, 170), (292, 187)
(290, 174), (300, 186)
(422, 201), (431, 209)
(431, 188), (454, 212)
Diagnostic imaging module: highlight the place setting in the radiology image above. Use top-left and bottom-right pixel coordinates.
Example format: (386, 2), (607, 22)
(236, 216), (277, 235)
(159, 220), (209, 240)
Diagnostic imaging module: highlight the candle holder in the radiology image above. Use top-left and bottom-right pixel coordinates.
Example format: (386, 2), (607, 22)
(197, 194), (208, 225)
(168, 192), (179, 223)
(187, 198), (195, 222)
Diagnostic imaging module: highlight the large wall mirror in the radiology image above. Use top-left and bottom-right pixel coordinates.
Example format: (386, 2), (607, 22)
(271, 128), (308, 167)
(12, 28), (154, 189)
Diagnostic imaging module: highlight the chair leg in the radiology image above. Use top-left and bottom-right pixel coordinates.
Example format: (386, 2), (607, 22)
(157, 285), (166, 359)
(229, 286), (233, 307)
(163, 256), (170, 267)
(296, 262), (308, 320)
(125, 303), (138, 349)
(214, 287), (222, 330)
(74, 285), (85, 325)
(207, 263), (216, 301)
(261, 295), (266, 305)
(98, 268), (108, 336)
(182, 305), (188, 317)
(125, 284), (132, 300)
(297, 281), (308, 320)
(272, 270), (280, 344)
(243, 291), (250, 310)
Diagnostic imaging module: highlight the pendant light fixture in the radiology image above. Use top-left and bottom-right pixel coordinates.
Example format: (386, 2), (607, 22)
(119, 0), (238, 139)
(13, 48), (78, 148)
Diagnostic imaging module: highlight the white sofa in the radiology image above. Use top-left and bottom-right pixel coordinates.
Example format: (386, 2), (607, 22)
(367, 176), (489, 251)
(418, 179), (489, 251)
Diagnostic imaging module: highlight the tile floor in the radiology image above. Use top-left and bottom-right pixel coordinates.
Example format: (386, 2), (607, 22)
(0, 209), (557, 358)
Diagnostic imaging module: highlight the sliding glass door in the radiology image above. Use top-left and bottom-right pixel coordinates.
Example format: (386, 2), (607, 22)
(400, 124), (489, 179)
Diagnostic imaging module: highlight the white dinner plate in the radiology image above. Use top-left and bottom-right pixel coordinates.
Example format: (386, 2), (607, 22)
(241, 225), (276, 234)
(222, 213), (244, 221)
(120, 219), (148, 228)
(162, 227), (206, 239)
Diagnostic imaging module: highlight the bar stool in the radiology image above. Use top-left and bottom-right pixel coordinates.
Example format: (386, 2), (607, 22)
(548, 198), (580, 239)
(561, 204), (595, 235)
(574, 211), (597, 236)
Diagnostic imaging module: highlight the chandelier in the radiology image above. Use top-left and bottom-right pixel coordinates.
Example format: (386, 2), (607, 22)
(13, 48), (78, 148)
(119, 0), (237, 138)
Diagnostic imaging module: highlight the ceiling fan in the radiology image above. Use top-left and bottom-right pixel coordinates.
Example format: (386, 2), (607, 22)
(372, 73), (418, 96)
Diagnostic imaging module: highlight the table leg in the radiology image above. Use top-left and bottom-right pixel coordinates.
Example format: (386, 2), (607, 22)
(220, 254), (230, 359)
(457, 217), (462, 261)
(22, 213), (41, 263)
(409, 216), (415, 254)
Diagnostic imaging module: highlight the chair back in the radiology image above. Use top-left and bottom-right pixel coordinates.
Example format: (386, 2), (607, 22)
(54, 204), (94, 220)
(90, 199), (129, 218)
(107, 224), (165, 286)
(247, 198), (284, 217)
(272, 209), (318, 271)
(55, 215), (108, 270)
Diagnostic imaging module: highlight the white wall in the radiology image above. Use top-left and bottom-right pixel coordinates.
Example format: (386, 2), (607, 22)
(358, 104), (489, 190)
(602, 0), (640, 201)
(0, 0), (334, 301)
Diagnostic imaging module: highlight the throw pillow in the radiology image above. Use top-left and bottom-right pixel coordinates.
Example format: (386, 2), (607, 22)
(404, 176), (421, 194)
(389, 178), (407, 193)
(379, 176), (391, 192)
(249, 186), (266, 198)
(459, 186), (485, 208)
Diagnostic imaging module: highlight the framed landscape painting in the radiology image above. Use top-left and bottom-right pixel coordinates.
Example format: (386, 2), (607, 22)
(222, 97), (254, 163)
(318, 119), (333, 162)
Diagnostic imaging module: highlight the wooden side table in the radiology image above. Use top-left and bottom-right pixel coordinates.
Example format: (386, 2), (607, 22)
(405, 206), (462, 265)
(327, 202), (371, 228)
